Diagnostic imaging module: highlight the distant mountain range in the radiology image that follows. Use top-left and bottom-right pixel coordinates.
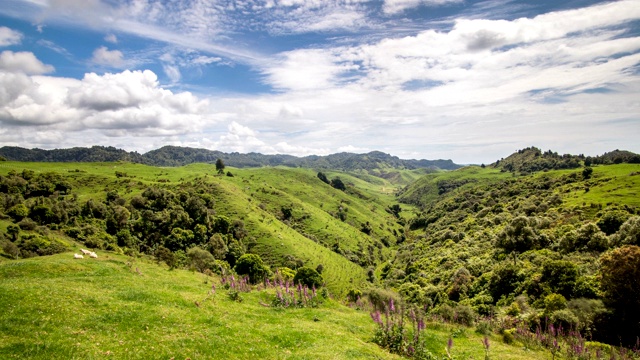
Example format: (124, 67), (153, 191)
(0, 145), (462, 171)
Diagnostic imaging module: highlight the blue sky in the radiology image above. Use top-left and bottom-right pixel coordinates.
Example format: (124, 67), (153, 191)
(0, 0), (639, 164)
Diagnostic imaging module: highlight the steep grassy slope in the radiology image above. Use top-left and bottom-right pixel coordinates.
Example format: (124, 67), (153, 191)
(0, 251), (548, 359)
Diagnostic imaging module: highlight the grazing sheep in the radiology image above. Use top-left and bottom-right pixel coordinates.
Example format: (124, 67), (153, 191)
(89, 252), (98, 258)
(74, 254), (83, 259)
(80, 249), (91, 255)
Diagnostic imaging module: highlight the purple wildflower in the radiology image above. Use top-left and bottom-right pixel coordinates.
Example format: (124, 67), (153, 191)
(418, 318), (425, 331)
(389, 298), (395, 313)
(370, 311), (382, 326)
(482, 336), (490, 350)
(407, 345), (415, 355)
(447, 337), (453, 351)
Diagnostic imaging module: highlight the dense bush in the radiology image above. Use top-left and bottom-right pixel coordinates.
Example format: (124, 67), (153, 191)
(292, 266), (323, 288)
(187, 247), (216, 273)
(234, 253), (271, 284)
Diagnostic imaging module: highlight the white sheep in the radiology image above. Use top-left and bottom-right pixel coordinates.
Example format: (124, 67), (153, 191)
(89, 252), (98, 258)
(74, 254), (83, 259)
(80, 249), (91, 255)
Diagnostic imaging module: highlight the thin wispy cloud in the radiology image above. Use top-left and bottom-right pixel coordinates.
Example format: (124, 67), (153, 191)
(0, 26), (23, 46)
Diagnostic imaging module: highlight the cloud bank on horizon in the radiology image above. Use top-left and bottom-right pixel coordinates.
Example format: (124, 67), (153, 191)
(0, 0), (638, 164)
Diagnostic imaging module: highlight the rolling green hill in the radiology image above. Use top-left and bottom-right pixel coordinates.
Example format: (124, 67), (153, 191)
(0, 161), (409, 296)
(0, 145), (462, 171)
(390, 162), (640, 347)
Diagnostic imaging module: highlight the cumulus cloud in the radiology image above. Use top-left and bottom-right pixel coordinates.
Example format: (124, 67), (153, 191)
(0, 50), (54, 74)
(0, 69), (211, 136)
(91, 46), (125, 67)
(0, 27), (23, 46)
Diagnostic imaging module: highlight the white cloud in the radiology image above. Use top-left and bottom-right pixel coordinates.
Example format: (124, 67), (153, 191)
(263, 49), (359, 91)
(0, 69), (211, 137)
(91, 46), (125, 67)
(0, 27), (23, 46)
(0, 50), (54, 74)
(163, 64), (181, 83)
(104, 34), (118, 43)
(383, 0), (462, 14)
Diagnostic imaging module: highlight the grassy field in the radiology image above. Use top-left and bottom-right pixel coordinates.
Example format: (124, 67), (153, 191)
(0, 250), (548, 359)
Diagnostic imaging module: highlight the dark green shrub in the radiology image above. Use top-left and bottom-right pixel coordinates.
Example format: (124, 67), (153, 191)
(17, 234), (67, 256)
(475, 320), (493, 335)
(7, 203), (29, 221)
(234, 253), (271, 284)
(292, 266), (323, 288)
(398, 282), (426, 304)
(550, 309), (579, 330)
(187, 247), (216, 273)
(1, 239), (20, 259)
(155, 245), (178, 269)
(206, 234), (228, 260)
(541, 260), (578, 298)
(436, 304), (455, 322)
(544, 293), (567, 313)
(597, 210), (630, 235)
(346, 288), (362, 302)
(610, 216), (640, 246)
(366, 287), (400, 311)
(454, 304), (476, 326)
(488, 263), (524, 302)
(567, 298), (606, 335)
(17, 217), (37, 230)
(502, 328), (516, 344)
(211, 259), (231, 275)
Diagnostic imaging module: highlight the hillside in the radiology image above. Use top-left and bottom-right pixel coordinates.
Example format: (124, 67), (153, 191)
(1, 148), (640, 357)
(0, 145), (462, 171)
(390, 161), (640, 346)
(0, 161), (412, 296)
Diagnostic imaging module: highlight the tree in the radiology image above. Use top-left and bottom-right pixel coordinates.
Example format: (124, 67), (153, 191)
(597, 210), (630, 235)
(7, 203), (29, 221)
(610, 216), (640, 246)
(234, 253), (270, 284)
(541, 260), (578, 298)
(207, 233), (228, 260)
(496, 216), (538, 263)
(599, 245), (640, 345)
(317, 172), (330, 184)
(7, 225), (20, 242)
(330, 177), (346, 191)
(293, 266), (323, 288)
(215, 158), (225, 175)
(488, 263), (523, 302)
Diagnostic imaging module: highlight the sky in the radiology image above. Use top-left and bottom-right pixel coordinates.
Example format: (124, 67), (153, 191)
(0, 0), (639, 164)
